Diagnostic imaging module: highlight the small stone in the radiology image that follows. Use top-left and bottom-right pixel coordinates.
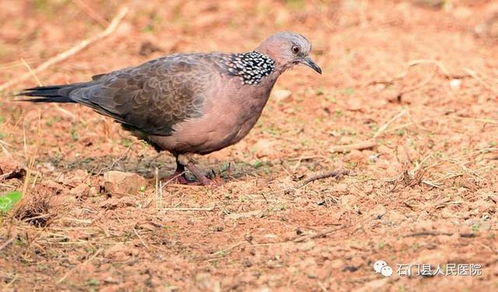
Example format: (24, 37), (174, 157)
(329, 259), (345, 270)
(195, 273), (220, 291)
(363, 183), (374, 194)
(88, 187), (98, 197)
(449, 79), (461, 90)
(368, 153), (379, 163)
(335, 184), (350, 193)
(252, 139), (277, 157)
(371, 204), (387, 220)
(339, 194), (357, 209)
(338, 136), (355, 145)
(386, 210), (405, 223)
(272, 89), (292, 102)
(103, 171), (147, 195)
(377, 145), (392, 155)
(346, 97), (363, 111)
(297, 240), (316, 251)
(345, 149), (364, 163)
(70, 183), (90, 198)
(242, 259), (253, 267)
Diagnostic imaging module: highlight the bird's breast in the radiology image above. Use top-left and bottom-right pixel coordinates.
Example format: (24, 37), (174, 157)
(150, 76), (276, 154)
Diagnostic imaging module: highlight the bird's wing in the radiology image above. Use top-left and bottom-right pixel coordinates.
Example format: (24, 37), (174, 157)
(69, 54), (214, 136)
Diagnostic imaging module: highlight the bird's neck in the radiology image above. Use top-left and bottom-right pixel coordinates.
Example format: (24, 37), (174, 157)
(223, 51), (277, 86)
(254, 47), (292, 75)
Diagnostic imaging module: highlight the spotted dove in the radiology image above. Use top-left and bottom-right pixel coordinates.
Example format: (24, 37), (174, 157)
(19, 32), (322, 185)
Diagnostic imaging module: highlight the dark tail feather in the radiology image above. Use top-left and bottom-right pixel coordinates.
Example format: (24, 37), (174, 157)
(17, 84), (79, 103)
(19, 96), (75, 103)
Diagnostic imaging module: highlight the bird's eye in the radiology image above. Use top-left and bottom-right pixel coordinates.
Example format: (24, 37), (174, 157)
(292, 46), (300, 54)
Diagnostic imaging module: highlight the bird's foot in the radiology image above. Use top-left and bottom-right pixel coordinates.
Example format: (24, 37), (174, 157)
(161, 171), (217, 186)
(196, 176), (223, 186)
(161, 172), (191, 185)
(186, 162), (217, 186)
(173, 154), (222, 186)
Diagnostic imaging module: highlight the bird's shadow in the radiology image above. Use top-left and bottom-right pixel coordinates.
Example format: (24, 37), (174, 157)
(39, 154), (266, 181)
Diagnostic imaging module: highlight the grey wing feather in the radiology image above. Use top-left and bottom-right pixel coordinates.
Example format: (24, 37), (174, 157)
(69, 54), (212, 136)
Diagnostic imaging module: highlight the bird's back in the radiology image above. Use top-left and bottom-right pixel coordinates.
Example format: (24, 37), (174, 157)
(75, 53), (225, 136)
(22, 53), (231, 135)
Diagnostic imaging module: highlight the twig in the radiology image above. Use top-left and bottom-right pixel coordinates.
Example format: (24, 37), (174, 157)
(60, 217), (93, 224)
(0, 237), (16, 252)
(396, 67), (437, 98)
(0, 7), (128, 92)
(92, 141), (134, 176)
(109, 142), (134, 169)
(367, 59), (471, 89)
(54, 105), (78, 121)
(318, 281), (329, 292)
(329, 141), (377, 153)
(297, 170), (350, 188)
(206, 241), (245, 260)
(406, 59), (451, 76)
(160, 171), (186, 188)
(294, 225), (348, 242)
(5, 273), (17, 287)
(23, 214), (52, 223)
(161, 205), (215, 212)
(451, 116), (498, 124)
(370, 59), (497, 97)
(403, 231), (453, 237)
(133, 228), (150, 250)
(19, 159), (33, 208)
(463, 67), (498, 95)
(20, 58), (42, 86)
(434, 172), (464, 183)
(0, 140), (12, 157)
(0, 58), (38, 70)
(155, 167), (162, 210)
(73, 0), (109, 27)
(421, 180), (441, 188)
(373, 110), (407, 138)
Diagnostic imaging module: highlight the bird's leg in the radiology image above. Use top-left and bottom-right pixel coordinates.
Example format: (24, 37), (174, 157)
(177, 154), (212, 185)
(186, 161), (212, 185)
(173, 158), (185, 177)
(161, 155), (189, 184)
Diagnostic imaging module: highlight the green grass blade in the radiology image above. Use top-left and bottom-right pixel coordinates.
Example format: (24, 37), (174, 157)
(0, 191), (23, 213)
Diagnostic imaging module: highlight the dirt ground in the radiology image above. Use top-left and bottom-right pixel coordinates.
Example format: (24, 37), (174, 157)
(0, 0), (497, 291)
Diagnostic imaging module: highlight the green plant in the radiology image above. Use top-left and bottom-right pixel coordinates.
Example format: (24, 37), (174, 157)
(0, 191), (23, 213)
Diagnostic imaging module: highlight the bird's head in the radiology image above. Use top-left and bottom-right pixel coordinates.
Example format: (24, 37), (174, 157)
(255, 32), (322, 74)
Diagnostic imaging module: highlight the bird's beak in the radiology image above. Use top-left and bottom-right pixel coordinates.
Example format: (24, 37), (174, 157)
(301, 57), (322, 74)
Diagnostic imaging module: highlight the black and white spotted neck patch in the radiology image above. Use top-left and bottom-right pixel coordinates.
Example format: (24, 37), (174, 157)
(223, 51), (276, 85)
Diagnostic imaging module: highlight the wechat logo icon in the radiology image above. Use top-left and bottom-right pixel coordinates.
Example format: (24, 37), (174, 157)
(373, 260), (393, 277)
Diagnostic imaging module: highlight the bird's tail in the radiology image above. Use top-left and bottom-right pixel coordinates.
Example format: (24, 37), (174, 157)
(17, 84), (80, 103)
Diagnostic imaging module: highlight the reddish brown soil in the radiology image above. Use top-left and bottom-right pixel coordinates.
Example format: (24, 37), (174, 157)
(0, 1), (497, 291)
